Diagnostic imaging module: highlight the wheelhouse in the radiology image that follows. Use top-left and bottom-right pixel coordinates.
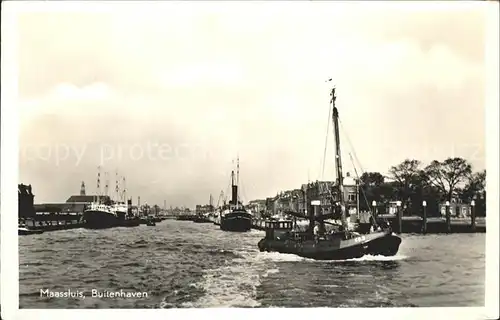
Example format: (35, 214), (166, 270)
(265, 220), (293, 240)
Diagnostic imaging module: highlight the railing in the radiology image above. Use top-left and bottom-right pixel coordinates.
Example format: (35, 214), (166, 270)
(251, 219), (266, 230)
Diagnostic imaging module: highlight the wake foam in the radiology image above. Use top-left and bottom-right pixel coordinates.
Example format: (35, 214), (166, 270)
(256, 251), (408, 263)
(183, 249), (267, 308)
(185, 250), (407, 307)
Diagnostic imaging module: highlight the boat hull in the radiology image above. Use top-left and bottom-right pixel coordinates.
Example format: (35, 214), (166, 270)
(257, 230), (401, 260)
(193, 216), (211, 223)
(120, 219), (141, 227)
(83, 210), (119, 229)
(220, 211), (252, 232)
(18, 228), (44, 235)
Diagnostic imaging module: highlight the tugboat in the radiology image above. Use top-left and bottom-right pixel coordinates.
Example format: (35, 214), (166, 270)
(257, 87), (402, 260)
(220, 158), (252, 232)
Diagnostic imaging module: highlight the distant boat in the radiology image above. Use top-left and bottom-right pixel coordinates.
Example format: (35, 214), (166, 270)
(220, 158), (252, 232)
(18, 223), (44, 235)
(192, 214), (210, 223)
(194, 195), (215, 223)
(146, 219), (156, 226)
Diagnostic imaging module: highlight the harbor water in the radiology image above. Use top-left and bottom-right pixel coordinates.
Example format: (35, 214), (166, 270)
(19, 220), (485, 308)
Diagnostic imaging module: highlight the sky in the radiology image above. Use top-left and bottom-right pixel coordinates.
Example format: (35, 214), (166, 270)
(16, 1), (487, 207)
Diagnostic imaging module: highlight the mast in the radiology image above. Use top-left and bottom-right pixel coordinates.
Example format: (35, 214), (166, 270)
(236, 156), (240, 208)
(349, 152), (362, 220)
(122, 176), (127, 203)
(115, 170), (119, 203)
(104, 172), (109, 197)
(331, 87), (348, 229)
(237, 156), (240, 186)
(356, 178), (360, 220)
(217, 190), (225, 207)
(96, 166), (101, 203)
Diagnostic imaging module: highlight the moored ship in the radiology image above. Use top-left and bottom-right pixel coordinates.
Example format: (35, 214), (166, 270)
(220, 158), (252, 232)
(220, 206), (252, 232)
(83, 168), (139, 229)
(112, 202), (128, 217)
(83, 201), (119, 229)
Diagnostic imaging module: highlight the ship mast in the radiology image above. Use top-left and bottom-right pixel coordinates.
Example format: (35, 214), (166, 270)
(96, 166), (101, 203)
(104, 172), (109, 197)
(331, 87), (348, 229)
(236, 156), (240, 209)
(230, 170), (235, 205)
(122, 176), (127, 203)
(217, 190), (225, 207)
(115, 171), (119, 203)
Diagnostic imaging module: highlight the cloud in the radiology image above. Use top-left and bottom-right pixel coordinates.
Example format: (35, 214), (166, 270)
(158, 62), (245, 88)
(50, 82), (113, 100)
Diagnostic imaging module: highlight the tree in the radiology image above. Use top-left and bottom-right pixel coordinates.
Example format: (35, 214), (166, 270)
(458, 169), (486, 203)
(410, 170), (441, 216)
(360, 172), (385, 187)
(358, 172), (393, 211)
(388, 159), (423, 208)
(424, 157), (473, 202)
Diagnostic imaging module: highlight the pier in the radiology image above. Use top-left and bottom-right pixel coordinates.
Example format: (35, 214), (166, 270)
(18, 183), (170, 234)
(21, 214), (85, 232)
(19, 181), (486, 235)
(248, 171), (487, 235)
(375, 215), (486, 234)
(249, 212), (486, 234)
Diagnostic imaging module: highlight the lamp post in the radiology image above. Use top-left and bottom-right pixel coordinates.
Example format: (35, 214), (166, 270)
(371, 200), (377, 231)
(471, 199), (476, 232)
(422, 200), (427, 234)
(396, 201), (402, 234)
(311, 200), (320, 236)
(445, 200), (451, 233)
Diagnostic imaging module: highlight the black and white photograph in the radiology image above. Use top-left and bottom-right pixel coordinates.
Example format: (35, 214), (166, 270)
(1, 1), (499, 319)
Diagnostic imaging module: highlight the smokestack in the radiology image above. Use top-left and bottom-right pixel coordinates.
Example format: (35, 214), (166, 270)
(231, 170), (238, 205)
(232, 185), (238, 205)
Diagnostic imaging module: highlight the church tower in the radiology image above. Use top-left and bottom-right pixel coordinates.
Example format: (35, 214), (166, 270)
(80, 181), (86, 196)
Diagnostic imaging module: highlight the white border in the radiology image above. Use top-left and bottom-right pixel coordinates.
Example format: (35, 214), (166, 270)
(484, 2), (500, 319)
(2, 1), (499, 320)
(1, 0), (21, 318)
